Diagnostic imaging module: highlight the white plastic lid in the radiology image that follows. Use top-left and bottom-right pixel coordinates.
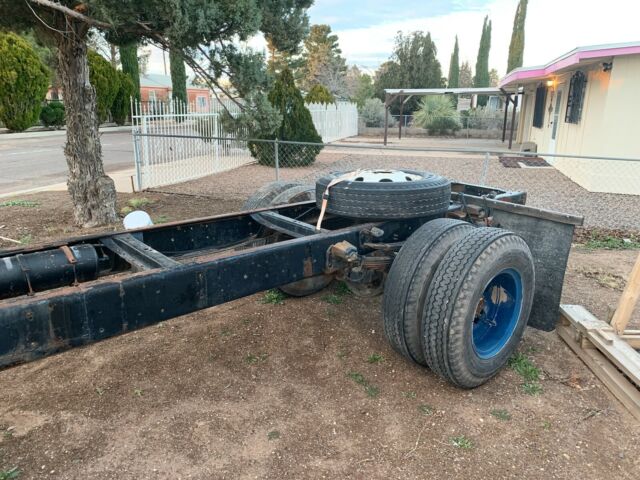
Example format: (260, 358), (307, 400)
(123, 210), (154, 230)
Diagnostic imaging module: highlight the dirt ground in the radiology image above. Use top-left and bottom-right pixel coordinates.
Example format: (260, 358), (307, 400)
(1, 191), (640, 479)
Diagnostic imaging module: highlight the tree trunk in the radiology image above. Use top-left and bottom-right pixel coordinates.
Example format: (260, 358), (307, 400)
(56, 22), (117, 227)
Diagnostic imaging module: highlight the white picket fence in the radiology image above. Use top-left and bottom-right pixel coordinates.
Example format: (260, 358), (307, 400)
(131, 99), (358, 189)
(307, 101), (359, 142)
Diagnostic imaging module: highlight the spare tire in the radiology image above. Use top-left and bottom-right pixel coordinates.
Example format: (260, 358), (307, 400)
(315, 169), (451, 220)
(242, 181), (303, 211)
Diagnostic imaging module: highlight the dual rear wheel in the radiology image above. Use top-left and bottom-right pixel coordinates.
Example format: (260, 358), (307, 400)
(383, 219), (535, 388)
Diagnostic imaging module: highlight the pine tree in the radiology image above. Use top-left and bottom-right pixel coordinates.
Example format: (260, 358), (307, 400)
(507, 0), (528, 73)
(305, 84), (335, 105)
(170, 49), (188, 106)
(301, 25), (347, 93)
(250, 68), (323, 167)
(120, 43), (140, 102)
(474, 16), (492, 106)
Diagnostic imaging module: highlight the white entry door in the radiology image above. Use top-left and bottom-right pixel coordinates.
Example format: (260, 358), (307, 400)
(548, 88), (563, 154)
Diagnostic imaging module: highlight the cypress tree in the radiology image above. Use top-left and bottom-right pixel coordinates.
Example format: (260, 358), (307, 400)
(507, 0), (528, 73)
(120, 42), (141, 102)
(169, 49), (188, 106)
(250, 68), (323, 167)
(448, 36), (460, 107)
(474, 16), (492, 107)
(88, 51), (120, 123)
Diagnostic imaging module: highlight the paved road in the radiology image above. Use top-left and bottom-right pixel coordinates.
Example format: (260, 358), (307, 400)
(0, 131), (134, 195)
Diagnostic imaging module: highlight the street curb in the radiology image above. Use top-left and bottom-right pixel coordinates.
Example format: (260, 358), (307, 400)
(0, 125), (132, 140)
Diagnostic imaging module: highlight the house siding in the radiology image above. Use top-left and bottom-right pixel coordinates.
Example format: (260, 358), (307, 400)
(518, 55), (640, 195)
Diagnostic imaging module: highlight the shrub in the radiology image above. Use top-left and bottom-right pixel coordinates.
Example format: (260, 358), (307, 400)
(110, 71), (135, 125)
(466, 107), (501, 130)
(250, 68), (323, 167)
(413, 96), (461, 134)
(40, 101), (65, 128)
(0, 32), (49, 132)
(305, 84), (335, 105)
(359, 98), (386, 127)
(88, 50), (120, 123)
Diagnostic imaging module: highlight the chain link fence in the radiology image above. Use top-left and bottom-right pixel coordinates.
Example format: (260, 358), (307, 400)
(132, 131), (640, 231)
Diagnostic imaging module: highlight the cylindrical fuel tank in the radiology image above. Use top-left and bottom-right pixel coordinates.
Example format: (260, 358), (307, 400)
(0, 244), (99, 300)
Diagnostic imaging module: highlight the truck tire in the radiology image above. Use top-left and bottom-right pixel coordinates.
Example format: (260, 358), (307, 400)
(246, 183), (332, 297)
(242, 181), (303, 211)
(422, 228), (535, 388)
(315, 169), (451, 220)
(383, 218), (474, 366)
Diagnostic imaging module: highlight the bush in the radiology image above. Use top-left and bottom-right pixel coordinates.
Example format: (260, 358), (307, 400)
(40, 101), (65, 128)
(0, 32), (49, 132)
(305, 84), (335, 105)
(413, 96), (461, 134)
(250, 68), (323, 167)
(466, 107), (501, 130)
(359, 98), (386, 127)
(88, 50), (120, 123)
(110, 71), (135, 125)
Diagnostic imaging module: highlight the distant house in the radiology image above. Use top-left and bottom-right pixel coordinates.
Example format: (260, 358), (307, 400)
(140, 73), (211, 111)
(500, 42), (640, 195)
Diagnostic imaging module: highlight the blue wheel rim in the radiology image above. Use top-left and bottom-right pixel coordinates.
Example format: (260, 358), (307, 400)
(472, 268), (523, 359)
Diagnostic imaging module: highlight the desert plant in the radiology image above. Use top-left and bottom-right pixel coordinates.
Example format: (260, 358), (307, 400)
(250, 68), (323, 167)
(88, 50), (120, 123)
(413, 96), (461, 134)
(305, 84), (335, 105)
(0, 31), (49, 131)
(40, 101), (65, 128)
(466, 107), (500, 130)
(110, 71), (135, 125)
(359, 98), (387, 127)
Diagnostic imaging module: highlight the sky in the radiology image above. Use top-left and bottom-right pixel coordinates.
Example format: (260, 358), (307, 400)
(145, 0), (640, 79)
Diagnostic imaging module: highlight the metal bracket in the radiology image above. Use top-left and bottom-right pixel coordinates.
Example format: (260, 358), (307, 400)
(101, 234), (180, 271)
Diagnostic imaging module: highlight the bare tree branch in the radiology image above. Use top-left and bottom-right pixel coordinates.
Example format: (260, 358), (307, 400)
(28, 0), (112, 29)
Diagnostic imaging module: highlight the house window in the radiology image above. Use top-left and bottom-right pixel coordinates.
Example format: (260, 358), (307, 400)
(532, 84), (547, 128)
(196, 95), (207, 108)
(565, 71), (587, 124)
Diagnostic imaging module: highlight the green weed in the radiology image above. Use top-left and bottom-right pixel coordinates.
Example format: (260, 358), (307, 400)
(245, 353), (268, 365)
(133, 388), (144, 397)
(267, 430), (280, 440)
(450, 435), (473, 449)
(334, 281), (352, 296)
(155, 215), (170, 224)
(365, 385), (379, 398)
(0, 200), (38, 208)
(18, 234), (32, 245)
(347, 371), (379, 398)
(583, 236), (640, 250)
(127, 197), (153, 209)
(522, 382), (543, 396)
(367, 353), (384, 364)
(0, 468), (20, 480)
(403, 391), (417, 399)
(490, 409), (511, 421)
(418, 404), (433, 416)
(508, 352), (540, 382)
(261, 289), (286, 305)
(322, 294), (343, 305)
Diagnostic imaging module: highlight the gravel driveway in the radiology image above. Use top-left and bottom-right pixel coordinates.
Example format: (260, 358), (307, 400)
(155, 144), (639, 231)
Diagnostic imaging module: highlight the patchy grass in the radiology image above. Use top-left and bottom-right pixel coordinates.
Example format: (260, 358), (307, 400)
(347, 371), (379, 398)
(322, 293), (343, 305)
(582, 236), (640, 250)
(367, 353), (384, 364)
(245, 353), (268, 365)
(133, 388), (144, 397)
(95, 387), (105, 397)
(127, 197), (154, 209)
(0, 200), (38, 208)
(509, 352), (543, 395)
(508, 352), (540, 382)
(0, 468), (20, 480)
(267, 430), (280, 441)
(542, 420), (552, 431)
(522, 382), (543, 396)
(261, 289), (286, 305)
(154, 215), (170, 224)
(337, 350), (349, 359)
(418, 404), (433, 416)
(402, 391), (417, 399)
(120, 206), (133, 216)
(450, 435), (473, 450)
(334, 281), (352, 296)
(19, 234), (32, 245)
(490, 409), (511, 421)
